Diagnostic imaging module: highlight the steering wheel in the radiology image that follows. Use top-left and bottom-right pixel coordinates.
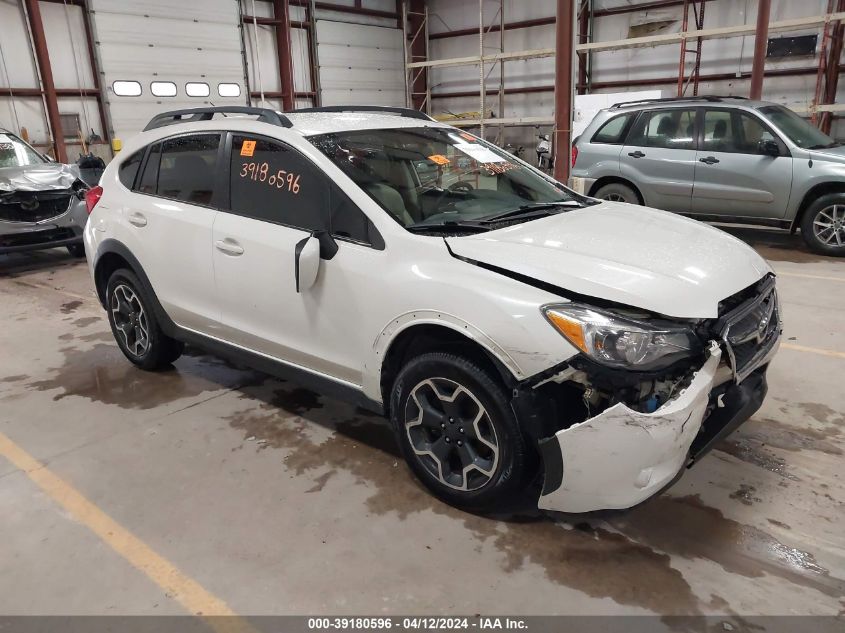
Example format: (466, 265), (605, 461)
(448, 181), (475, 193)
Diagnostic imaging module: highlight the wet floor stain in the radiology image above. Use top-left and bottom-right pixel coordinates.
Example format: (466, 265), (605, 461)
(223, 381), (845, 614)
(1, 374), (29, 383)
(24, 342), (262, 410)
(608, 495), (843, 600)
(743, 418), (842, 456)
(72, 316), (101, 328)
(729, 484), (762, 506)
(715, 437), (799, 481)
(225, 384), (702, 614)
(60, 300), (83, 314)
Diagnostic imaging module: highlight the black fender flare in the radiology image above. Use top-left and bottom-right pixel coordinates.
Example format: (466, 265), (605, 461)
(94, 238), (180, 339)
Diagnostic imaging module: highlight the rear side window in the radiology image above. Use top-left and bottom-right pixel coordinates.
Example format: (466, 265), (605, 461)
(157, 134), (220, 205)
(628, 109), (696, 150)
(591, 114), (633, 144)
(118, 149), (144, 189)
(228, 135), (328, 231)
(137, 143), (161, 194)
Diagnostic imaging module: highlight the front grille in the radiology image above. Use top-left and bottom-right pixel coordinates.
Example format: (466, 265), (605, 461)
(717, 276), (781, 383)
(0, 191), (72, 223)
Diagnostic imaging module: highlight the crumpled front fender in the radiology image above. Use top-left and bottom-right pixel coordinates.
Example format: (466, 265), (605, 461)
(538, 342), (722, 513)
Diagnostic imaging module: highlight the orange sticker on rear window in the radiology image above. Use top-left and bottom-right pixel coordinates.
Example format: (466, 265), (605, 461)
(428, 154), (450, 165)
(240, 140), (256, 157)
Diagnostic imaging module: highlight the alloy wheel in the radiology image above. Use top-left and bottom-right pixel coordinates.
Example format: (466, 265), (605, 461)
(603, 193), (627, 202)
(110, 284), (150, 357)
(813, 204), (845, 248)
(404, 377), (500, 491)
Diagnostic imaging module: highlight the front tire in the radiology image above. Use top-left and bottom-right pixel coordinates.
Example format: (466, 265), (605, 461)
(800, 194), (845, 256)
(594, 182), (640, 204)
(105, 268), (184, 370)
(389, 352), (534, 513)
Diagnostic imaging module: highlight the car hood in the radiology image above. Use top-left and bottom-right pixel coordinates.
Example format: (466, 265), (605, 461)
(445, 201), (771, 319)
(808, 144), (845, 164)
(0, 163), (81, 192)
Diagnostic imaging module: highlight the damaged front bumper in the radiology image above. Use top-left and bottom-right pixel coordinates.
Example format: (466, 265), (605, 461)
(537, 342), (768, 513)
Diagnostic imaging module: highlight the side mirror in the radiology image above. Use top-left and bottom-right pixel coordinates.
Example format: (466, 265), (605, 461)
(294, 230), (338, 293)
(758, 139), (780, 157)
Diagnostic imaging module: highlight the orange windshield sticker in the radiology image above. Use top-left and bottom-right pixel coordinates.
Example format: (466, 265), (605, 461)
(240, 140), (256, 157)
(428, 154), (450, 165)
(459, 132), (476, 141)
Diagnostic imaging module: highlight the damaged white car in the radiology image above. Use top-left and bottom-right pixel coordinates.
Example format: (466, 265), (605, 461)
(85, 106), (780, 514)
(0, 128), (89, 257)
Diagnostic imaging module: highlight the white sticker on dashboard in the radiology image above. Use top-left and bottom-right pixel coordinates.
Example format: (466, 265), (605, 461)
(453, 143), (506, 163)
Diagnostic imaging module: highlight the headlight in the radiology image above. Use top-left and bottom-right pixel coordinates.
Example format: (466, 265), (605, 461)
(543, 304), (700, 370)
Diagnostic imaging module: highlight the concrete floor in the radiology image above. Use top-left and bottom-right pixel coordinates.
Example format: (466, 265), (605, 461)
(0, 228), (843, 618)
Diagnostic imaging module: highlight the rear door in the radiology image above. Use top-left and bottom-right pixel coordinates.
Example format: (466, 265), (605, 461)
(123, 133), (222, 332)
(691, 108), (793, 219)
(619, 108), (698, 212)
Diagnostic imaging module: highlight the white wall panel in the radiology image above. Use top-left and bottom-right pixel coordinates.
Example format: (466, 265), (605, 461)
(316, 19), (405, 106)
(40, 1), (95, 90)
(0, 0), (39, 88)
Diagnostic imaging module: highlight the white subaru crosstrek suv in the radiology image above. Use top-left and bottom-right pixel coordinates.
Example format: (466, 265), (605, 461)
(84, 106), (780, 514)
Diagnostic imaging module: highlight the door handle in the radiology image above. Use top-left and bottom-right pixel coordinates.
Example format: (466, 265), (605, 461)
(215, 239), (244, 256)
(127, 212), (147, 227)
(627, 151), (646, 158)
(699, 156), (720, 165)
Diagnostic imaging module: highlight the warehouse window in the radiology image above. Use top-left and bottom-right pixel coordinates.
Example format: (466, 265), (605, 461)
(151, 81), (177, 97)
(218, 83), (241, 97)
(112, 80), (141, 97)
(186, 82), (210, 97)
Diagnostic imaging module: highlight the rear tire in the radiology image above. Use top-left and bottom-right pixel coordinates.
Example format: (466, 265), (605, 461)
(66, 243), (86, 258)
(594, 182), (640, 205)
(105, 268), (184, 370)
(800, 194), (845, 256)
(389, 351), (534, 513)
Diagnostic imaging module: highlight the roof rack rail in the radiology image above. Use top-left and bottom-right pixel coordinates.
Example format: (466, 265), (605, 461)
(143, 106), (293, 131)
(609, 95), (748, 109)
(290, 105), (435, 122)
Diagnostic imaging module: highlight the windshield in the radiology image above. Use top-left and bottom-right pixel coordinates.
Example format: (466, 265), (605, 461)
(0, 132), (46, 168)
(758, 105), (840, 149)
(309, 126), (583, 231)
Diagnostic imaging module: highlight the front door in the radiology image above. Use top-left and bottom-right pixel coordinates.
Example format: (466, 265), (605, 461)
(212, 133), (383, 387)
(691, 108), (793, 219)
(619, 108), (698, 212)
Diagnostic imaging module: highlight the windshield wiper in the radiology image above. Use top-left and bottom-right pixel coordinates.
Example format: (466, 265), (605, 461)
(406, 220), (490, 234)
(478, 200), (583, 224)
(809, 141), (842, 149)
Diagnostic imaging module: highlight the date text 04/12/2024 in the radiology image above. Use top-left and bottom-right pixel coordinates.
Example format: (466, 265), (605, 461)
(306, 617), (528, 630)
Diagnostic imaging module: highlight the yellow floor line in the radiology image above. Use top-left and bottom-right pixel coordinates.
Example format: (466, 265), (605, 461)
(0, 431), (254, 633)
(781, 342), (845, 359)
(775, 271), (845, 283)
